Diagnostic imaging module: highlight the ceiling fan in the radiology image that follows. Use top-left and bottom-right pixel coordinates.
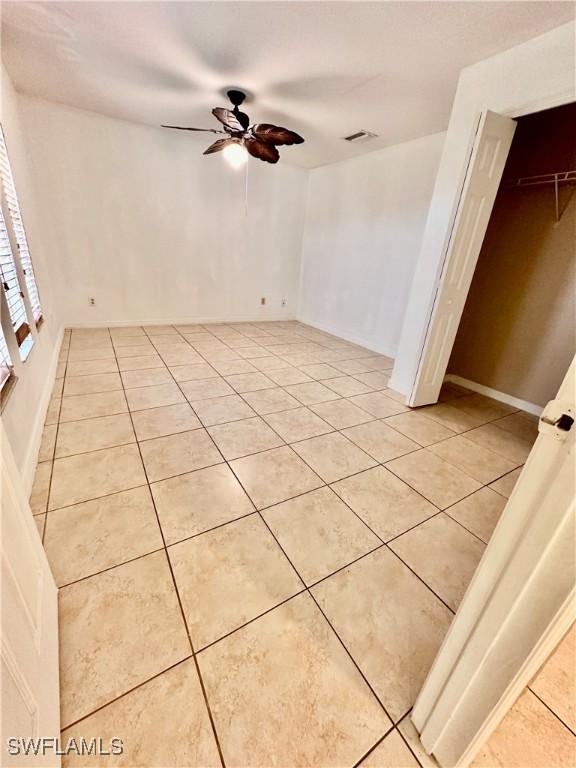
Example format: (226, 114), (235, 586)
(162, 89), (304, 166)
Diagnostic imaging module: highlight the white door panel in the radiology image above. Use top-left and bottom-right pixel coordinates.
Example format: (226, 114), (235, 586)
(409, 110), (517, 407)
(1, 420), (60, 767)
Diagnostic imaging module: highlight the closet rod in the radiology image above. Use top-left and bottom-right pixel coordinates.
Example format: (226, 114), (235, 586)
(503, 170), (576, 223)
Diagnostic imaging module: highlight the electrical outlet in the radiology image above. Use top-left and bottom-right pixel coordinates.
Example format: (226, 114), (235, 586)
(89, 298), (95, 306)
(260, 297), (266, 305)
(281, 299), (287, 307)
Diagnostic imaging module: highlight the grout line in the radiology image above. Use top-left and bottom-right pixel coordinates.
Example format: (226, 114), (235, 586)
(351, 723), (396, 768)
(526, 687), (576, 738)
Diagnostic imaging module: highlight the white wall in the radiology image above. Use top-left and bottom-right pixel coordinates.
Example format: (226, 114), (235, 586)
(391, 21), (576, 396)
(298, 132), (445, 357)
(16, 94), (308, 326)
(1, 68), (62, 486)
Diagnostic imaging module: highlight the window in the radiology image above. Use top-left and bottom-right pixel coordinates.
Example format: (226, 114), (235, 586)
(0, 203), (32, 358)
(0, 126), (42, 324)
(0, 323), (13, 393)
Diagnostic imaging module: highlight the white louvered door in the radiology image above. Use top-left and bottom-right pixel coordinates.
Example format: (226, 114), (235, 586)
(409, 110), (516, 407)
(1, 421), (60, 767)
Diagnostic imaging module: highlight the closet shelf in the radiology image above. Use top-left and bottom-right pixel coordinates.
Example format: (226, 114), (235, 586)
(503, 170), (576, 223)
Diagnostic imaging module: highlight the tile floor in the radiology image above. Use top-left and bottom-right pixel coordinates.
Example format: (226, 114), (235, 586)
(30, 321), (544, 767)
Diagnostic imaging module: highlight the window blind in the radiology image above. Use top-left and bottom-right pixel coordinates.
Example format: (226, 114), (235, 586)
(0, 203), (30, 346)
(0, 127), (42, 323)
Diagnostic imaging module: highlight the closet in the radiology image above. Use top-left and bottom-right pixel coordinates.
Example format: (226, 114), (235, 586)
(447, 102), (576, 412)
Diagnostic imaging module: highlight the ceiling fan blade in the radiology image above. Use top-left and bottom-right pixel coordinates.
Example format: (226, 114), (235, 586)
(203, 138), (235, 155)
(245, 138), (280, 164)
(212, 108), (245, 132)
(251, 124), (304, 145)
(162, 125), (224, 133)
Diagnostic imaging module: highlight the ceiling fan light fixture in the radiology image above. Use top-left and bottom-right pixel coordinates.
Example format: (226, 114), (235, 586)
(223, 141), (248, 169)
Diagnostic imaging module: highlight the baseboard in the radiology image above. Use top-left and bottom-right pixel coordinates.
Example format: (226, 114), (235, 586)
(22, 325), (65, 495)
(444, 374), (543, 416)
(296, 317), (397, 359)
(65, 312), (297, 329)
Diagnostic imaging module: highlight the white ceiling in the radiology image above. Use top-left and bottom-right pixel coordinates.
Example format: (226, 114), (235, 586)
(2, 2), (574, 168)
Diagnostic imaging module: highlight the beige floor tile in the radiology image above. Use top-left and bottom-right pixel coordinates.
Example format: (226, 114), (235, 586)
(120, 368), (173, 388)
(493, 411), (539, 443)
(208, 416), (284, 460)
(387, 449), (481, 509)
(292, 432), (377, 483)
(38, 424), (57, 462)
(192, 394), (256, 427)
(125, 382), (186, 412)
(530, 624), (575, 732)
(210, 359), (257, 375)
(344, 421), (420, 463)
(489, 466), (523, 498)
(465, 423), (534, 464)
(421, 402), (486, 433)
(263, 406), (333, 442)
(170, 515), (301, 648)
(238, 346), (275, 360)
(49, 444), (146, 510)
(114, 344), (156, 358)
(265, 366), (313, 386)
(111, 334), (147, 347)
(446, 487), (507, 543)
(169, 362), (219, 382)
(429, 435), (519, 484)
(242, 387), (300, 415)
(438, 381), (471, 401)
(350, 392), (409, 418)
(55, 414), (135, 458)
(324, 376), (374, 397)
(312, 548), (453, 722)
(299, 363), (342, 380)
(151, 464), (254, 544)
(52, 378), (64, 398)
(59, 551), (190, 727)
(311, 399), (375, 429)
(34, 513), (46, 539)
(180, 377), (235, 401)
(451, 393), (516, 422)
(472, 690), (576, 768)
(44, 487), (162, 586)
(117, 355), (165, 371)
(284, 380), (341, 405)
(45, 397), (62, 425)
(332, 466), (437, 541)
(263, 487), (380, 585)
(61, 659), (220, 767)
(397, 717), (438, 768)
(60, 391), (128, 423)
(360, 730), (420, 767)
(30, 461), (52, 513)
(353, 372), (391, 390)
(334, 358), (382, 375)
(224, 371), (275, 393)
(230, 446), (323, 509)
(160, 349), (203, 366)
(63, 373), (122, 397)
(385, 411), (457, 447)
(131, 403), (200, 441)
(390, 513), (485, 610)
(67, 347), (116, 362)
(251, 356), (292, 372)
(198, 592), (391, 767)
(65, 359), (119, 376)
(139, 428), (222, 482)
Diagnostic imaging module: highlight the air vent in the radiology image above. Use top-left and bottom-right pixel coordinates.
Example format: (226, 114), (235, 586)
(343, 130), (378, 143)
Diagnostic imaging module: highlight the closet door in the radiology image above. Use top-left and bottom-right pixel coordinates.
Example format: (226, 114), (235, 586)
(1, 421), (60, 766)
(409, 110), (516, 407)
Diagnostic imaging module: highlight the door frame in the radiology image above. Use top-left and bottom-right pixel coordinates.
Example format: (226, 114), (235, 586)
(412, 357), (576, 767)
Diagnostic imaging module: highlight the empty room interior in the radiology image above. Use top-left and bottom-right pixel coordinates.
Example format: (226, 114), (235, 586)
(1, 3), (575, 768)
